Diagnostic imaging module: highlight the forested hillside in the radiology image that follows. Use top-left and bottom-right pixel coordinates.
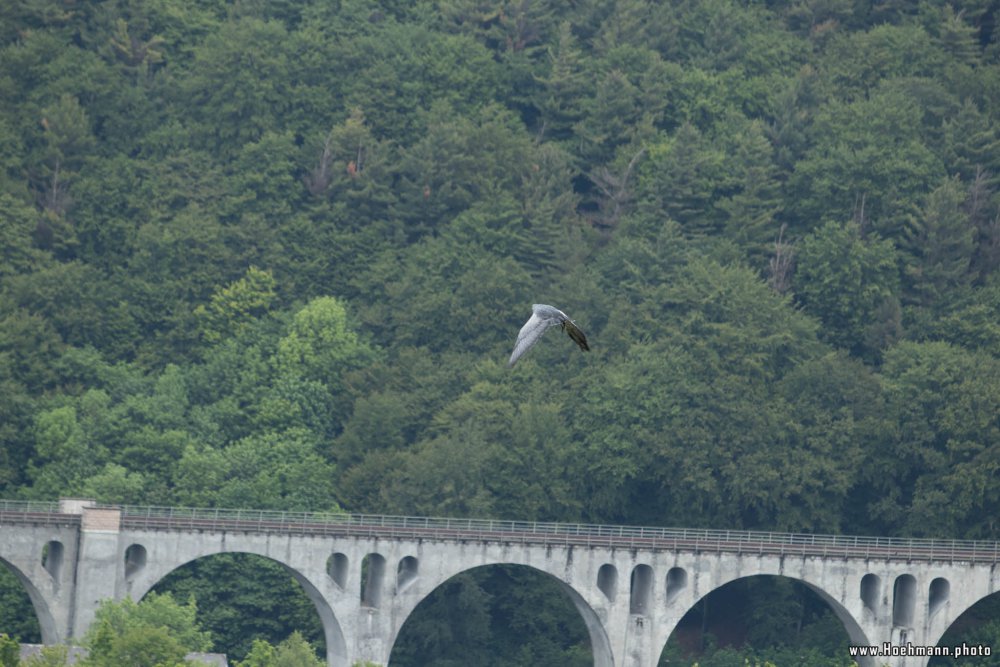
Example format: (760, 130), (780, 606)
(2, 0), (1000, 664)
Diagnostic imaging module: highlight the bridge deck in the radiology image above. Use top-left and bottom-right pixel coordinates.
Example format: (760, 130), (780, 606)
(2, 500), (998, 563)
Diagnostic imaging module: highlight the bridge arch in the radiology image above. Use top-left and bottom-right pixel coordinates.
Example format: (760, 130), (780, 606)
(925, 586), (1000, 651)
(658, 571), (872, 663)
(0, 556), (58, 644)
(388, 562), (613, 667)
(130, 549), (346, 666)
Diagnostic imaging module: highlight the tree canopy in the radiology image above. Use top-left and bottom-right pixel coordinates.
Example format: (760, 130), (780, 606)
(2, 0), (1000, 663)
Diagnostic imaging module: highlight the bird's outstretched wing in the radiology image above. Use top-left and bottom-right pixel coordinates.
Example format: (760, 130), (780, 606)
(509, 304), (591, 367)
(562, 319), (590, 352)
(508, 311), (553, 367)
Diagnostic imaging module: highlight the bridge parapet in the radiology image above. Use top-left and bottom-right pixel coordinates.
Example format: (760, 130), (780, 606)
(93, 503), (1000, 563)
(0, 500), (79, 528)
(3, 500), (1000, 562)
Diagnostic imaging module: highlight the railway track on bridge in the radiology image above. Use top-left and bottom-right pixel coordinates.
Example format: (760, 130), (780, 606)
(2, 500), (999, 563)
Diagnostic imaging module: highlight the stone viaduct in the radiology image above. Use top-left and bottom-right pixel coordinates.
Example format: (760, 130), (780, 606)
(1, 499), (999, 667)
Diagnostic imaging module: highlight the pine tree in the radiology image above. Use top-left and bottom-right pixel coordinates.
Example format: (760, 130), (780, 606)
(936, 4), (980, 66)
(532, 21), (587, 143)
(903, 176), (976, 308)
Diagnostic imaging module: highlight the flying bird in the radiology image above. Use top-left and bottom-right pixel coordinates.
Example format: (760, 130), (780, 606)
(508, 304), (590, 367)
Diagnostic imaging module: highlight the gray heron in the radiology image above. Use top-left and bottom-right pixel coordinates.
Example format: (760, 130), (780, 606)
(508, 304), (590, 367)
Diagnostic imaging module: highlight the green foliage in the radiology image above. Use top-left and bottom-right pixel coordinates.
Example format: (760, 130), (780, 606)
(941, 99), (1000, 182)
(659, 576), (857, 667)
(867, 341), (1000, 538)
(638, 123), (728, 237)
(0, 195), (48, 280)
(235, 632), (324, 667)
(0, 568), (40, 644)
(83, 593), (212, 653)
(19, 644), (69, 667)
(0, 633), (17, 667)
(532, 21), (588, 144)
(329, 22), (502, 145)
(930, 594), (1000, 667)
(789, 83), (945, 239)
(275, 296), (375, 382)
(795, 220), (901, 359)
(176, 18), (299, 153)
(390, 566), (590, 667)
(903, 176), (977, 308)
(926, 277), (1000, 353)
(195, 267), (278, 344)
(151, 555), (325, 663)
(301, 108), (397, 227)
(5, 262), (140, 359)
(80, 593), (210, 667)
(88, 624), (187, 667)
(175, 430), (338, 510)
(572, 254), (834, 528)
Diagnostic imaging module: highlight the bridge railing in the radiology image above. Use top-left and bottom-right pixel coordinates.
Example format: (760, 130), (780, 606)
(0, 499), (61, 513)
(2, 500), (999, 563)
(0, 499), (76, 526)
(107, 504), (1000, 563)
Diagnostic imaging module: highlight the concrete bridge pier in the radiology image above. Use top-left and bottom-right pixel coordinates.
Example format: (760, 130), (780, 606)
(0, 520), (79, 644)
(70, 505), (127, 639)
(572, 548), (669, 667)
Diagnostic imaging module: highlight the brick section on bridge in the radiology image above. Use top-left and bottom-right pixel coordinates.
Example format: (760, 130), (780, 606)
(80, 508), (120, 532)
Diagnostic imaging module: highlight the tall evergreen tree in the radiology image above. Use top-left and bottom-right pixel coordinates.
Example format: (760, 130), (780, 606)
(903, 176), (976, 308)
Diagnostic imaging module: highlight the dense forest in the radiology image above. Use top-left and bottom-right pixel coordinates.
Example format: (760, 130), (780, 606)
(1, 0), (1000, 664)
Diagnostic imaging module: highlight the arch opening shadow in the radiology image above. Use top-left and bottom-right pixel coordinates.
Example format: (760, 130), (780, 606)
(327, 552), (348, 590)
(42, 541), (63, 585)
(860, 573), (880, 616)
(124, 544), (147, 580)
(361, 553), (386, 608)
(389, 563), (609, 667)
(630, 564), (653, 615)
(396, 556), (418, 594)
(659, 574), (870, 666)
(928, 589), (1000, 664)
(142, 552), (344, 666)
(0, 557), (49, 644)
(597, 563), (617, 602)
(928, 577), (949, 618)
(892, 574), (916, 633)
(666, 567), (687, 605)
